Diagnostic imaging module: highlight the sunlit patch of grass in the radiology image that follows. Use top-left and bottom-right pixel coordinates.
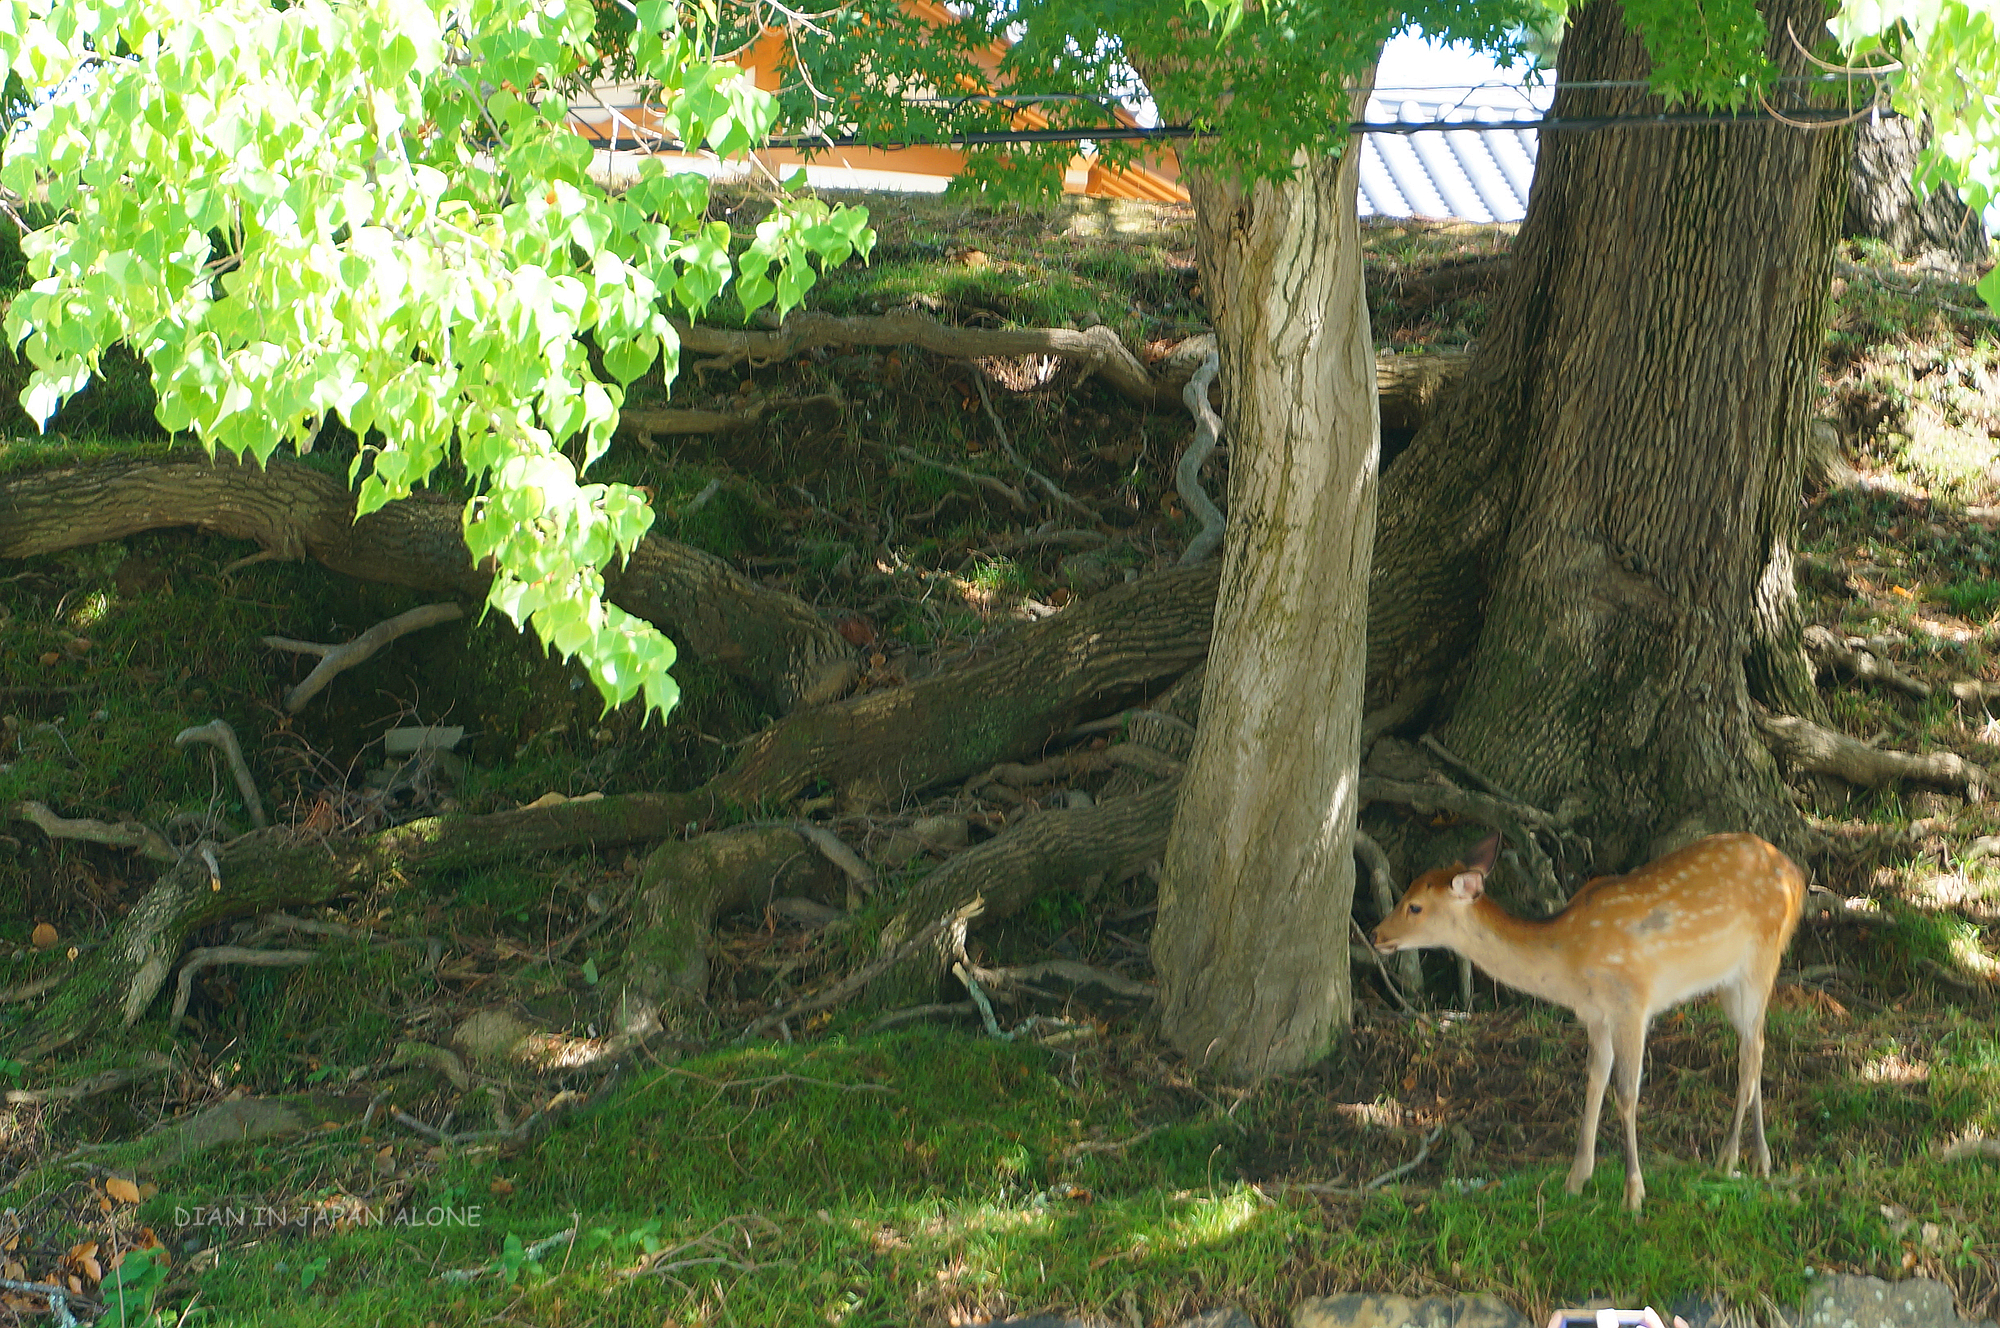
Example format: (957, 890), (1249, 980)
(78, 1026), (1991, 1328)
(1897, 417), (1999, 499)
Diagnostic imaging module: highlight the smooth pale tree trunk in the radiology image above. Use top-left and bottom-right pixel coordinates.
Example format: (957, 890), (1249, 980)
(1364, 0), (1847, 872)
(1150, 86), (1380, 1081)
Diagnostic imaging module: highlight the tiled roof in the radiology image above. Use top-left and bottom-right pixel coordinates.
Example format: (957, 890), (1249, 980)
(1358, 92), (1547, 224)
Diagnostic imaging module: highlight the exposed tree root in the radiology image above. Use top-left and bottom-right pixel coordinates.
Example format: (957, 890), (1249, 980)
(673, 312), (1204, 409)
(263, 603), (465, 713)
(739, 897), (986, 1043)
(671, 314), (1464, 437)
(173, 719), (269, 828)
(618, 393), (844, 438)
(12, 553), (1220, 1052)
(1803, 625), (1932, 700)
(170, 945), (318, 1024)
(0, 454), (855, 712)
(1175, 346), (1225, 567)
(965, 958), (1156, 1003)
(1, 1055), (170, 1106)
(713, 563), (1217, 806)
(11, 799), (175, 863)
(15, 790), (710, 1057)
(871, 779), (1182, 1007)
(1754, 707), (1990, 797)
(621, 823), (845, 1032)
(1375, 348), (1471, 434)
(1353, 830), (1421, 995)
(1358, 775), (1566, 905)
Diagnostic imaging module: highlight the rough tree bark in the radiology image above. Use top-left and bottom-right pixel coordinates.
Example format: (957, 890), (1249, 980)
(1845, 114), (1990, 264)
(1147, 77), (1381, 1080)
(714, 563), (1214, 806)
(1365, 0), (1848, 872)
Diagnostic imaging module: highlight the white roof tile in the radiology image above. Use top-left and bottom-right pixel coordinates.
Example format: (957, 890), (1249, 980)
(1359, 96), (1544, 223)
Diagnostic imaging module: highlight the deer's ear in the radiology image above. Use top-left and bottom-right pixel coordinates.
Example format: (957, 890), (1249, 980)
(1449, 870), (1486, 900)
(1462, 832), (1502, 873)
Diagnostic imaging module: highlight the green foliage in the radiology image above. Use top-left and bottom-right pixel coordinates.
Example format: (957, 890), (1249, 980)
(0, 0), (873, 718)
(1617, 0), (1773, 107)
(97, 1246), (170, 1328)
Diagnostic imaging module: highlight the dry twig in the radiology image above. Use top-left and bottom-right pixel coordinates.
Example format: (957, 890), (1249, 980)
(264, 602), (464, 712)
(2, 1055), (170, 1106)
(882, 444), (1028, 512)
(174, 718), (269, 828)
(971, 368), (1090, 517)
(171, 946), (318, 1024)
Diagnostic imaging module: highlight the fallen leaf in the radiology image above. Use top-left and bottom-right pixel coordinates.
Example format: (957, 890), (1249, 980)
(104, 1177), (141, 1205)
(31, 922), (57, 949)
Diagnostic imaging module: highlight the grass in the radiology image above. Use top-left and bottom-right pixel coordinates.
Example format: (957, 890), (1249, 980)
(7, 1023), (1995, 1326)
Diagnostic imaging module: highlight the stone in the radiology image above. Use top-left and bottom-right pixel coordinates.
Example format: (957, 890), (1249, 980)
(911, 814), (971, 849)
(1667, 1295), (1757, 1328)
(1175, 1310), (1253, 1328)
(877, 832), (925, 865)
(1058, 552), (1115, 593)
(1294, 1293), (1531, 1328)
(1794, 1273), (1996, 1328)
(384, 725), (465, 755)
(452, 1009), (532, 1061)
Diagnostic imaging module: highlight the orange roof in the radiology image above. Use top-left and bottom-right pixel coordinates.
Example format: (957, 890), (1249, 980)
(567, 4), (1185, 203)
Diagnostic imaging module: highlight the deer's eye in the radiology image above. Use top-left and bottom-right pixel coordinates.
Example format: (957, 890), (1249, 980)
(1408, 904), (1423, 916)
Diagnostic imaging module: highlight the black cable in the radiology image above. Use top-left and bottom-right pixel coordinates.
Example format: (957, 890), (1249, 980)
(745, 104), (1879, 150)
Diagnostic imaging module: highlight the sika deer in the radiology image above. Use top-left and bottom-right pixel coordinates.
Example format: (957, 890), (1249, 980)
(1372, 832), (1805, 1212)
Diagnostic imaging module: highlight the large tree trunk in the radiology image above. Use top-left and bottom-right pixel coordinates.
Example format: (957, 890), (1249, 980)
(1846, 114), (1990, 263)
(1366, 0), (1847, 872)
(1148, 81), (1381, 1080)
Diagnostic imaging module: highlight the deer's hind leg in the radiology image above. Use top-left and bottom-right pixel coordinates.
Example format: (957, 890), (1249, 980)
(1718, 971), (1775, 1177)
(1610, 1012), (1650, 1212)
(1567, 1017), (1615, 1198)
